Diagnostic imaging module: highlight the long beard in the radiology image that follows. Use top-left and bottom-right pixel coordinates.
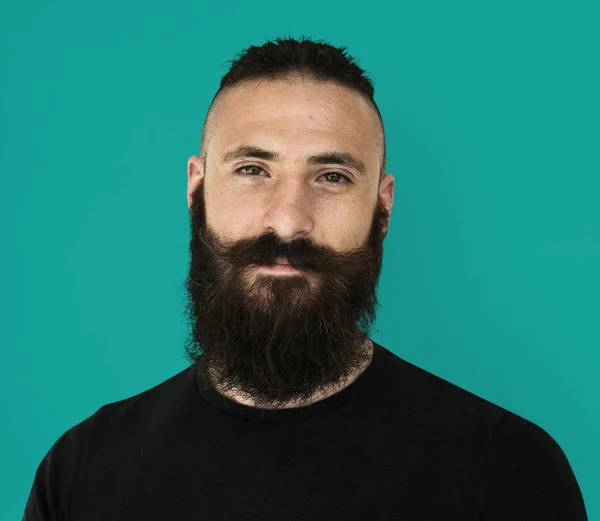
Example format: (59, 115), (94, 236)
(184, 182), (389, 408)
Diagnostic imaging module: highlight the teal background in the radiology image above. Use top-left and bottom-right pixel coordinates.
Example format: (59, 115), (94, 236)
(1, 0), (598, 518)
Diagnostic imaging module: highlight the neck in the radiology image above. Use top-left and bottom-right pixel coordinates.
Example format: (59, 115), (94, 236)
(211, 339), (374, 410)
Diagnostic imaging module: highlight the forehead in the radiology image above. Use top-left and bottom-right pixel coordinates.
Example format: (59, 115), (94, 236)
(207, 79), (381, 172)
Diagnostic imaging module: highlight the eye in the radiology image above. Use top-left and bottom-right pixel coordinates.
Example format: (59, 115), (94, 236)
(236, 165), (264, 177)
(320, 172), (351, 185)
(234, 165), (352, 186)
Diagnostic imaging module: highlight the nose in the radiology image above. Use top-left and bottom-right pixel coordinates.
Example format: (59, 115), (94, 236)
(262, 178), (315, 242)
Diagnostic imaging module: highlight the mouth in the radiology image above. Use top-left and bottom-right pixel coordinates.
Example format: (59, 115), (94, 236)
(259, 258), (300, 273)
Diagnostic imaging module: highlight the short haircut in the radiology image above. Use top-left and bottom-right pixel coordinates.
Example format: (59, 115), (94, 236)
(200, 36), (386, 181)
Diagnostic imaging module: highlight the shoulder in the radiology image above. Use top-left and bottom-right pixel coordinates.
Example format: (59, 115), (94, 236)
(378, 346), (588, 518)
(23, 365), (194, 519)
(485, 411), (569, 465)
(483, 411), (579, 485)
(380, 347), (510, 431)
(90, 364), (194, 432)
(476, 411), (588, 519)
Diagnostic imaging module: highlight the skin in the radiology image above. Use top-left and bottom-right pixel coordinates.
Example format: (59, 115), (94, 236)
(186, 77), (394, 408)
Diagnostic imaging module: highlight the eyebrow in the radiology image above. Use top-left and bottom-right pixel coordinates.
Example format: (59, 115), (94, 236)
(220, 144), (369, 179)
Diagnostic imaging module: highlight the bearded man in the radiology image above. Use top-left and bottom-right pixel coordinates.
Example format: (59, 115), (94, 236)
(23, 36), (588, 520)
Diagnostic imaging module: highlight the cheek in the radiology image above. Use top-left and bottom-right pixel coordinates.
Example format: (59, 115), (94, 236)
(318, 206), (373, 251)
(205, 195), (261, 241)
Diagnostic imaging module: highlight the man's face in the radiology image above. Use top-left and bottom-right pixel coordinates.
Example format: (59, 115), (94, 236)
(185, 78), (394, 408)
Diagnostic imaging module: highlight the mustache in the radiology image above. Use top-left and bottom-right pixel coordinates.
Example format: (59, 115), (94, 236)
(209, 231), (375, 273)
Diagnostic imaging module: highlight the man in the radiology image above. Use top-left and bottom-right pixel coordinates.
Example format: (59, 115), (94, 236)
(23, 36), (588, 520)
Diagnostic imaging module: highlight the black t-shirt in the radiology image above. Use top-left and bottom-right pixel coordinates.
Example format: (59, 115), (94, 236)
(23, 342), (588, 520)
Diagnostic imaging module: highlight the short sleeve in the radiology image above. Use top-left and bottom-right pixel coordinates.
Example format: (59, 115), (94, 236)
(477, 412), (588, 520)
(22, 414), (96, 521)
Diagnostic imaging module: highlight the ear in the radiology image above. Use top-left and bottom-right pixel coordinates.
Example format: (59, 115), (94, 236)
(187, 155), (205, 210)
(378, 173), (394, 236)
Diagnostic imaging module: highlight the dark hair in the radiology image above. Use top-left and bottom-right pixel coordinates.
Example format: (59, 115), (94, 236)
(200, 36), (386, 180)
